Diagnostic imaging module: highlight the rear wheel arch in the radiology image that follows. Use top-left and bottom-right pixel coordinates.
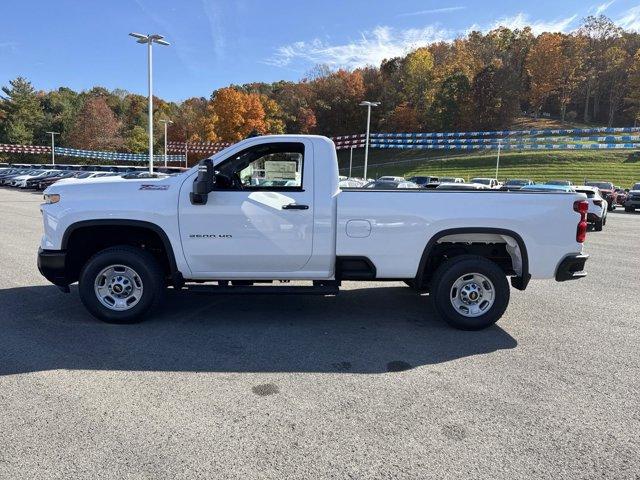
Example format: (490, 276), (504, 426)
(414, 227), (530, 291)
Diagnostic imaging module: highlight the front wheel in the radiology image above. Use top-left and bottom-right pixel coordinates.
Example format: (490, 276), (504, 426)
(430, 255), (510, 330)
(78, 246), (165, 324)
(625, 206), (635, 213)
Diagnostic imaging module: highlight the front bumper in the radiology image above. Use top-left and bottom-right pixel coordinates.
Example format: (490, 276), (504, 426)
(555, 253), (589, 282)
(37, 247), (70, 286)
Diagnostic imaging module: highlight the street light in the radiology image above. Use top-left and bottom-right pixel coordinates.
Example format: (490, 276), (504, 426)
(160, 119), (173, 168)
(359, 101), (380, 180)
(46, 131), (59, 165)
(129, 32), (170, 174)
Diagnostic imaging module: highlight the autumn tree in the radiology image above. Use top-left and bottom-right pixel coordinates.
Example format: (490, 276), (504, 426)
(382, 102), (420, 132)
(309, 69), (365, 136)
(207, 87), (266, 142)
(402, 48), (436, 120)
(526, 33), (564, 115)
(67, 96), (122, 150)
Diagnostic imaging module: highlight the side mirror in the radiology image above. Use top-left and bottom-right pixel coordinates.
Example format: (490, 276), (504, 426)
(190, 159), (215, 205)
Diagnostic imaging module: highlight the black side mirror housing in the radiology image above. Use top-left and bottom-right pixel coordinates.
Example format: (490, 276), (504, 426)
(190, 159), (215, 205)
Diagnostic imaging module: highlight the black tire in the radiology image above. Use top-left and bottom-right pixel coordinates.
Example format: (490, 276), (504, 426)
(625, 206), (634, 213)
(594, 218), (603, 231)
(78, 246), (165, 324)
(603, 215), (607, 226)
(429, 255), (510, 330)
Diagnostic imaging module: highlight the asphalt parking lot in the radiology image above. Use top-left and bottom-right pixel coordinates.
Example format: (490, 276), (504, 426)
(0, 187), (638, 479)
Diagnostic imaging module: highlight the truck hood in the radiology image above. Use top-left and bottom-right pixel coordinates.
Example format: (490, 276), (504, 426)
(44, 173), (185, 196)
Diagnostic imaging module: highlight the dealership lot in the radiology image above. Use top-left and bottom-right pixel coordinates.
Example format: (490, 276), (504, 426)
(0, 187), (638, 479)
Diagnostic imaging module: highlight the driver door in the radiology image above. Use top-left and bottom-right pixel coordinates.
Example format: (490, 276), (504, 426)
(178, 140), (314, 277)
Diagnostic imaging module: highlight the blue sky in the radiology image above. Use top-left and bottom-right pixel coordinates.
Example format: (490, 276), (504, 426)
(1, 0), (640, 102)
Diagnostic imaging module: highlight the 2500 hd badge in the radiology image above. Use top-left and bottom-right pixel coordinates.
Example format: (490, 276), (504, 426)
(189, 234), (232, 238)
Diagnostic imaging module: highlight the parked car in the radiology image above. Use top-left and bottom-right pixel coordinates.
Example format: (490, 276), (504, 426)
(503, 179), (534, 190)
(365, 179), (420, 189)
(39, 135), (589, 330)
(575, 186), (607, 231)
(436, 182), (488, 190)
(547, 180), (574, 186)
(407, 175), (439, 187)
(19, 170), (65, 189)
(338, 178), (367, 188)
(585, 181), (616, 211)
(521, 184), (575, 193)
(0, 169), (32, 185)
(470, 177), (500, 189)
(624, 182), (640, 212)
(438, 177), (465, 184)
(377, 176), (405, 182)
(8, 170), (55, 188)
(614, 187), (627, 207)
(35, 171), (83, 190)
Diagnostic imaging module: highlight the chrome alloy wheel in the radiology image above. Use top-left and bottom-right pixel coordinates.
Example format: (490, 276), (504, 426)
(450, 273), (495, 318)
(94, 264), (144, 311)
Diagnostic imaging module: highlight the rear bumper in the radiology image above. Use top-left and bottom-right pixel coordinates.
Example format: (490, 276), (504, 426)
(37, 248), (70, 286)
(555, 253), (589, 282)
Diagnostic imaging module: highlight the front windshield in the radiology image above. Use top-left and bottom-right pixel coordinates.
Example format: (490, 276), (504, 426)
(506, 180), (527, 186)
(633, 183), (640, 190)
(586, 182), (613, 190)
(547, 180), (569, 186)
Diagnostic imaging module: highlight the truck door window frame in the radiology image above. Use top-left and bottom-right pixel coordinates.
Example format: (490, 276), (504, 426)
(214, 142), (305, 192)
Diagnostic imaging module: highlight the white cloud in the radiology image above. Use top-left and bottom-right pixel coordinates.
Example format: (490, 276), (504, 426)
(490, 12), (578, 34)
(266, 25), (453, 69)
(592, 0), (615, 15)
(265, 11), (587, 71)
(397, 6), (465, 18)
(616, 5), (640, 31)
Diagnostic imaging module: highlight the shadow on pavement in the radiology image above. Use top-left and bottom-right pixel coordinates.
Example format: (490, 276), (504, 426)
(0, 284), (517, 376)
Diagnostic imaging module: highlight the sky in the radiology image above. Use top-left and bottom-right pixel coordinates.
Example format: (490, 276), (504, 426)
(2, 0), (640, 102)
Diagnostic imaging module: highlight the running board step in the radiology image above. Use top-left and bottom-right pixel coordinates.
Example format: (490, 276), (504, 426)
(184, 285), (339, 296)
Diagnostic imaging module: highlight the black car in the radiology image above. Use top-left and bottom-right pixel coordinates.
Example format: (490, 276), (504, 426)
(502, 179), (534, 190)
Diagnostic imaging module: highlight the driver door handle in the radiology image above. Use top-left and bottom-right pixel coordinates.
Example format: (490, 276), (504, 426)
(282, 203), (309, 210)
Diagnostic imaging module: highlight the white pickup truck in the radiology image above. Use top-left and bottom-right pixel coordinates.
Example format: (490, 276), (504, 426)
(38, 135), (590, 330)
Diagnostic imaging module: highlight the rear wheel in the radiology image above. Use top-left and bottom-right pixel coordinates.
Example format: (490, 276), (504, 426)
(78, 246), (165, 324)
(594, 218), (603, 231)
(430, 255), (510, 330)
(625, 206), (635, 213)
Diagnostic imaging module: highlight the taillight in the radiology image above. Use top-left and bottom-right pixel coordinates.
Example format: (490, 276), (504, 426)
(574, 200), (588, 243)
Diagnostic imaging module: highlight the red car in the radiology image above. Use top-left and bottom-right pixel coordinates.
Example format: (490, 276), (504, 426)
(585, 181), (616, 210)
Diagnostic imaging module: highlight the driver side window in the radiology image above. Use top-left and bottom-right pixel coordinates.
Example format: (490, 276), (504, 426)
(218, 142), (304, 190)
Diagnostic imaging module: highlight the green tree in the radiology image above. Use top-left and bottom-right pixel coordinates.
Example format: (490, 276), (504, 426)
(0, 77), (44, 144)
(124, 125), (148, 153)
(431, 71), (472, 131)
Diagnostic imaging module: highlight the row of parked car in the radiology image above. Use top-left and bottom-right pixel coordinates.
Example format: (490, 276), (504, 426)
(0, 163), (185, 191)
(337, 174), (640, 232)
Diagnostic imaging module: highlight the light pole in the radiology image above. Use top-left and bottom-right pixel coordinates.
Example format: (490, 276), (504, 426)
(160, 119), (173, 168)
(359, 101), (380, 180)
(46, 131), (59, 165)
(495, 139), (502, 181)
(129, 32), (170, 174)
(349, 146), (353, 178)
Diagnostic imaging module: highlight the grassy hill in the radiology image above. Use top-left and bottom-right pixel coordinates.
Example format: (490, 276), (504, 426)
(337, 117), (640, 187)
(337, 149), (640, 187)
